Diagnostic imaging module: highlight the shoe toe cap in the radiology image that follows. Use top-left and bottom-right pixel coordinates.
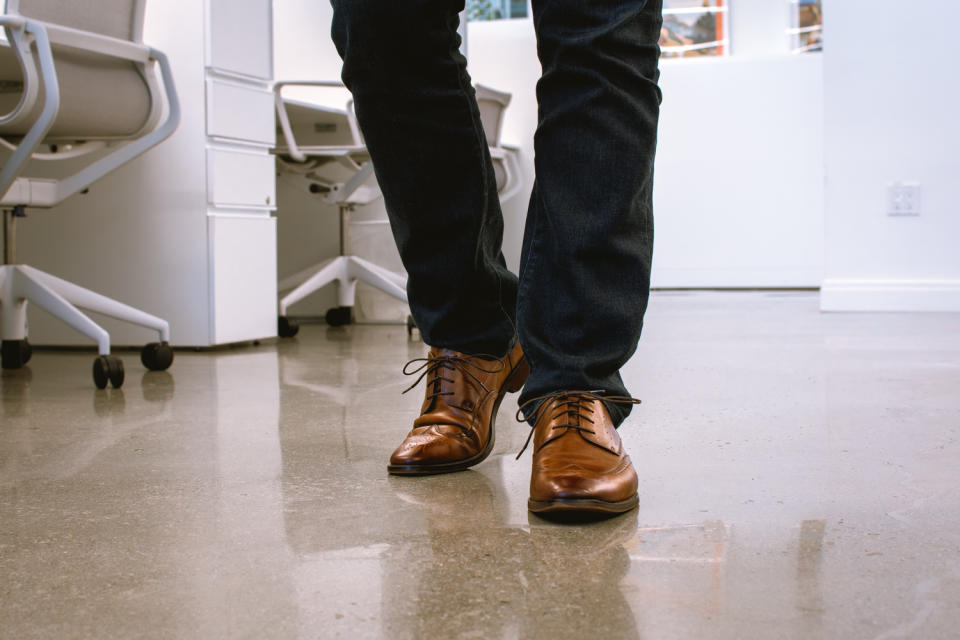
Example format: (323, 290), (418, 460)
(389, 425), (477, 466)
(532, 463), (637, 503)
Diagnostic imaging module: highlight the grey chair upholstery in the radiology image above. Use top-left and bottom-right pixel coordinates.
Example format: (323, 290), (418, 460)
(0, 0), (180, 388)
(475, 83), (521, 199)
(0, 1), (154, 140)
(14, 0), (142, 40)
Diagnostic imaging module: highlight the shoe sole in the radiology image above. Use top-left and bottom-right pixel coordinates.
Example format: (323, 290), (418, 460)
(387, 355), (530, 476)
(527, 494), (639, 515)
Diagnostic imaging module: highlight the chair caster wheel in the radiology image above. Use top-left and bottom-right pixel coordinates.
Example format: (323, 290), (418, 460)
(93, 355), (125, 389)
(278, 316), (300, 338)
(325, 306), (352, 327)
(406, 315), (418, 339)
(1, 339), (31, 369)
(141, 341), (174, 371)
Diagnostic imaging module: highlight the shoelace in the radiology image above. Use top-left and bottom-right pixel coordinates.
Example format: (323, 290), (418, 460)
(515, 390), (641, 459)
(402, 353), (505, 412)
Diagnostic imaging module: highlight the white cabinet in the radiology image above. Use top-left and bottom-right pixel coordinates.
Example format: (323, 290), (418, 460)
(207, 0), (273, 80)
(19, 0), (278, 348)
(208, 215), (277, 344)
(200, 0), (278, 345)
(206, 79), (276, 144)
(207, 149), (276, 209)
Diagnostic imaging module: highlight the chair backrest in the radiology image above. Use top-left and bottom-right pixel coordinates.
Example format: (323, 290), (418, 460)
(0, 0), (154, 140)
(279, 99), (357, 148)
(475, 84), (511, 148)
(7, 0), (145, 42)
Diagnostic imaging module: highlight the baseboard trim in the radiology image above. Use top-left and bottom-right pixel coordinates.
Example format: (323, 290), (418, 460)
(820, 279), (960, 312)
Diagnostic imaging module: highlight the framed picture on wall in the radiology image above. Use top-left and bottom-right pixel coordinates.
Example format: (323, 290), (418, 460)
(660, 0), (728, 58)
(789, 0), (823, 53)
(465, 0), (528, 21)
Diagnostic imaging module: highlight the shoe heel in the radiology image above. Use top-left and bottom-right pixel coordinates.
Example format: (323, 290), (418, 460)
(504, 356), (530, 393)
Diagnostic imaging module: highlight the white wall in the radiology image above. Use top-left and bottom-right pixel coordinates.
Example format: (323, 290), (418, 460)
(820, 0), (960, 311)
(274, 0), (343, 90)
(728, 0), (791, 58)
(462, 18), (538, 273)
(467, 6), (825, 287)
(652, 55), (823, 287)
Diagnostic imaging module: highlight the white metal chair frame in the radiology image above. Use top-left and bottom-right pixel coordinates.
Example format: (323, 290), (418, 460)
(0, 9), (181, 388)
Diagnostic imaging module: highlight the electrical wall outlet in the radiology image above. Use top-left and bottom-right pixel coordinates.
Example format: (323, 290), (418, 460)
(887, 182), (921, 216)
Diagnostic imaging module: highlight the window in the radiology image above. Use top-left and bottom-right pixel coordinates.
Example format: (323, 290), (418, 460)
(465, 0), (528, 21)
(660, 0), (728, 58)
(789, 0), (822, 53)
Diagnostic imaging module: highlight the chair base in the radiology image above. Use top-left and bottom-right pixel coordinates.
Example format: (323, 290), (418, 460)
(0, 264), (173, 387)
(277, 254), (408, 329)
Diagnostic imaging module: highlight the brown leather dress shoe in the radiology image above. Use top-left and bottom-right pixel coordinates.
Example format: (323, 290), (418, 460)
(518, 391), (641, 515)
(388, 342), (529, 475)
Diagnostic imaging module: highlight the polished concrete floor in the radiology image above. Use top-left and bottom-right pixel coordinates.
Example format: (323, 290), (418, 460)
(2, 291), (959, 639)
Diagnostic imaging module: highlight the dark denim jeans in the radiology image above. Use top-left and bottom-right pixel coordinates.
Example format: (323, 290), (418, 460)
(330, 0), (662, 425)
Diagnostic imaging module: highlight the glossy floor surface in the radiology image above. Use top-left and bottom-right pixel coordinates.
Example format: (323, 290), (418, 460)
(2, 291), (959, 639)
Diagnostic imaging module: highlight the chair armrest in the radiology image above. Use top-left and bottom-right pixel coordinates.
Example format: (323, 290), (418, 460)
(42, 23), (151, 63)
(274, 145), (367, 158)
(0, 17), (61, 201)
(274, 80), (359, 163)
(274, 80), (347, 91)
(51, 46), (180, 205)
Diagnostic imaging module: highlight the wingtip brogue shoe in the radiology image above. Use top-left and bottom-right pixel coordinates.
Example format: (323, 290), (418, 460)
(388, 341), (529, 475)
(518, 391), (640, 515)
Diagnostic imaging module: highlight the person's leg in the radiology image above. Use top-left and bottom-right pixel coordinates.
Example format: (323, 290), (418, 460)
(516, 0), (663, 514)
(330, 0), (528, 475)
(331, 0), (517, 356)
(517, 0), (662, 424)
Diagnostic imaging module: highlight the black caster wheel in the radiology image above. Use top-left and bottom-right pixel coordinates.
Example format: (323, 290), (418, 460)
(140, 341), (174, 371)
(406, 315), (418, 338)
(93, 355), (125, 389)
(325, 306), (353, 327)
(1, 339), (31, 369)
(278, 315), (300, 338)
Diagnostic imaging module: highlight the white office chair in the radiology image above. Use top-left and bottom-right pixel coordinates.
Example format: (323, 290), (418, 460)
(0, 0), (180, 388)
(474, 83), (523, 202)
(274, 81), (407, 337)
(273, 82), (522, 338)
